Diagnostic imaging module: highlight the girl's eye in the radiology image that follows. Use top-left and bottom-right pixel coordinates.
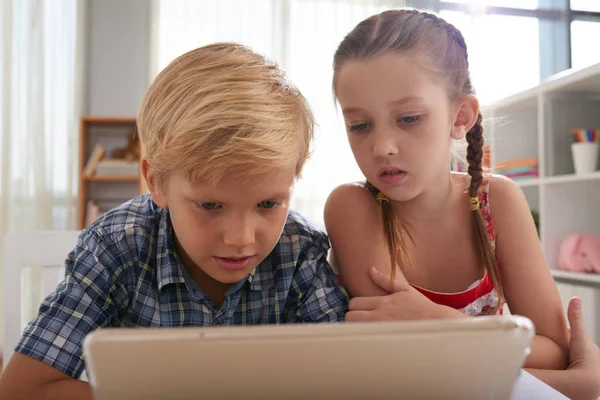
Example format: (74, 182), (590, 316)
(349, 122), (371, 132)
(259, 200), (278, 209)
(398, 115), (420, 124)
(197, 202), (220, 210)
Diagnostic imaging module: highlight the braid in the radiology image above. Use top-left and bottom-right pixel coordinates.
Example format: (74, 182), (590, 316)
(466, 115), (504, 312)
(466, 113), (484, 197)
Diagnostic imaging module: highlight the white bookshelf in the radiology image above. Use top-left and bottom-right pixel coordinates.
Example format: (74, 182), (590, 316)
(484, 62), (600, 344)
(550, 270), (600, 288)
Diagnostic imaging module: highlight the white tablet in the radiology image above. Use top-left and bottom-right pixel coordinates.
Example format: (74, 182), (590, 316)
(83, 316), (535, 400)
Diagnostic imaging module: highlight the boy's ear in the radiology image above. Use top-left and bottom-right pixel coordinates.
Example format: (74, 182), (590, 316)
(141, 159), (168, 208)
(450, 94), (480, 140)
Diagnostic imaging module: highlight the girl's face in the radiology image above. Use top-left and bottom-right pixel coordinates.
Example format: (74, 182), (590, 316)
(335, 53), (462, 202)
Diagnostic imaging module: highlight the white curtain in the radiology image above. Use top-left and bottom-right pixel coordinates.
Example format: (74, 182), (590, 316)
(152, 0), (402, 229)
(0, 0), (85, 350)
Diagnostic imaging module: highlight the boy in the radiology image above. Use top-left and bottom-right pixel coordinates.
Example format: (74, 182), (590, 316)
(0, 43), (348, 399)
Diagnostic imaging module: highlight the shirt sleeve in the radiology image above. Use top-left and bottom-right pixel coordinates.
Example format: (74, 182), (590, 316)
(286, 237), (349, 323)
(14, 229), (124, 378)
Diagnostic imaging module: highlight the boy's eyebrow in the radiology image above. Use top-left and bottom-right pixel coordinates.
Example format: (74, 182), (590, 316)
(262, 191), (293, 199)
(191, 191), (292, 203)
(342, 95), (426, 115)
(341, 107), (364, 116)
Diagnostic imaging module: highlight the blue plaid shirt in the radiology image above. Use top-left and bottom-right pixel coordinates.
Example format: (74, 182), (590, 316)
(15, 194), (348, 378)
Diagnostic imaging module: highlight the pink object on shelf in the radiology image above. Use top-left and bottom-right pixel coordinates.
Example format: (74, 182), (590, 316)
(558, 232), (600, 273)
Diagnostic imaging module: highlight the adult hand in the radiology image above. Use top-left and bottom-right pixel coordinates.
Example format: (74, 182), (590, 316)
(564, 297), (600, 400)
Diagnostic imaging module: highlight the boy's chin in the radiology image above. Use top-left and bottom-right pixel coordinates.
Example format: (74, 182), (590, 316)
(210, 262), (259, 283)
(214, 269), (254, 283)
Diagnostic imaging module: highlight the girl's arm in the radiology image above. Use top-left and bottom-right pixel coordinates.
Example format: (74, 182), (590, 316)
(324, 183), (394, 299)
(490, 175), (570, 370)
(326, 178), (569, 370)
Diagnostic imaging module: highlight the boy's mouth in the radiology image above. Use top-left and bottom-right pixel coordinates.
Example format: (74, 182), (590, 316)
(214, 255), (254, 271)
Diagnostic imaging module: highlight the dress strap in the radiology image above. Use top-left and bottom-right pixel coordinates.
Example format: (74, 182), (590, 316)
(476, 176), (496, 245)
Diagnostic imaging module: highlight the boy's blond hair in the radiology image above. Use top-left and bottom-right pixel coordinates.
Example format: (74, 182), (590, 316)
(137, 42), (314, 187)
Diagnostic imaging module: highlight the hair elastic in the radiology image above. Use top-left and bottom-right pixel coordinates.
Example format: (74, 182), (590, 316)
(469, 196), (480, 211)
(376, 192), (390, 205)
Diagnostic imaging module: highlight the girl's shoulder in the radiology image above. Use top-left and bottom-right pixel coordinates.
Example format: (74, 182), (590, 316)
(325, 181), (380, 217)
(451, 172), (522, 243)
(324, 181), (382, 234)
(450, 172), (515, 203)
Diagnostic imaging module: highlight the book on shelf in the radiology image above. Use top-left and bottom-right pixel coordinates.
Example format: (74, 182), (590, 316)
(496, 157), (538, 171)
(84, 144), (106, 177)
(496, 157), (539, 181)
(95, 159), (140, 177)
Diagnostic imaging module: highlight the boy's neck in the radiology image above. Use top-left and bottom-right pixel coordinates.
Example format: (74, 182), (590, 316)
(186, 267), (231, 309)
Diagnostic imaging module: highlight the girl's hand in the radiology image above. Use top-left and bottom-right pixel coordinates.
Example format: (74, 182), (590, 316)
(344, 266), (464, 322)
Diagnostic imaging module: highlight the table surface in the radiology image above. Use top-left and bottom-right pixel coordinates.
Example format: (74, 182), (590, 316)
(510, 370), (569, 400)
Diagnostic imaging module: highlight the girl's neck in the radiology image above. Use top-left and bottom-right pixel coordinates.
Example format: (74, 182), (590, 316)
(393, 170), (460, 224)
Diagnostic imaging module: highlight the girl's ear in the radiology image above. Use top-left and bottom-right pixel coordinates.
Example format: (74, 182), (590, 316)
(450, 94), (480, 140)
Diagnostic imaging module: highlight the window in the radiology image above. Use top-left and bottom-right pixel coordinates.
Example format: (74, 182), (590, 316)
(441, 11), (540, 104)
(571, 20), (600, 69)
(571, 0), (600, 13)
(441, 0), (538, 10)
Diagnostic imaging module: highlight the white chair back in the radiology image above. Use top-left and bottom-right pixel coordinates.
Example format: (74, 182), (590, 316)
(3, 230), (80, 369)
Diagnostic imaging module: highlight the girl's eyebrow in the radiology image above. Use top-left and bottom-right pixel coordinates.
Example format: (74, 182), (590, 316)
(342, 95), (426, 115)
(388, 95), (426, 107)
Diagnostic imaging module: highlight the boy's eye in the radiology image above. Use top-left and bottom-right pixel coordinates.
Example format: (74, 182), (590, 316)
(197, 202), (220, 210)
(398, 115), (420, 124)
(258, 200), (278, 209)
(349, 122), (371, 132)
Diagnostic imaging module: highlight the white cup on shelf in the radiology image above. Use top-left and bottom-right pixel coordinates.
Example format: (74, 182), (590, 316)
(571, 142), (599, 175)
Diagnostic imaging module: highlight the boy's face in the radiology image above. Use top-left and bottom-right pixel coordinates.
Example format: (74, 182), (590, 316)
(147, 166), (295, 285)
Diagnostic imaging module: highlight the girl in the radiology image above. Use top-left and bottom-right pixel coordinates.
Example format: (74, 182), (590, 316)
(324, 8), (570, 372)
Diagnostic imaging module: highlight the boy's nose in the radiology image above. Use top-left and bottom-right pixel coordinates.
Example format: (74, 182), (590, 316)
(223, 225), (255, 247)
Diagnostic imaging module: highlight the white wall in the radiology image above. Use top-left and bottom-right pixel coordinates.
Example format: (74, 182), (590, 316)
(87, 0), (152, 116)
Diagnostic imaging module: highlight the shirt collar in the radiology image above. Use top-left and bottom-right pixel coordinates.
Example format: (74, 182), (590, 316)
(246, 257), (274, 292)
(156, 208), (186, 291)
